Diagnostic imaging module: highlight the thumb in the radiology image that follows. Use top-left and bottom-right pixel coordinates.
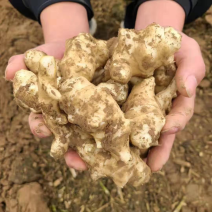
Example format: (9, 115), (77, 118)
(5, 42), (66, 80)
(175, 37), (205, 97)
(5, 54), (26, 80)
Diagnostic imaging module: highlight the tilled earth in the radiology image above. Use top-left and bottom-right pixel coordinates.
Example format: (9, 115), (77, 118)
(0, 0), (212, 211)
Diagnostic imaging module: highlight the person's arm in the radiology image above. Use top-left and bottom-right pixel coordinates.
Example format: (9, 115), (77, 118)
(135, 0), (185, 31)
(6, 2), (90, 79)
(40, 2), (90, 43)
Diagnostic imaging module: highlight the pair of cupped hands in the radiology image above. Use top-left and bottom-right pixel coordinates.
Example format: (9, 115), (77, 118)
(5, 32), (205, 172)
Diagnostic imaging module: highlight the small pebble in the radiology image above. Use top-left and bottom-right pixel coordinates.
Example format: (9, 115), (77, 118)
(199, 79), (211, 88)
(205, 15), (212, 26)
(53, 177), (63, 187)
(48, 182), (53, 187)
(64, 200), (71, 209)
(33, 162), (37, 168)
(0, 179), (10, 186)
(199, 152), (204, 157)
(180, 166), (185, 173)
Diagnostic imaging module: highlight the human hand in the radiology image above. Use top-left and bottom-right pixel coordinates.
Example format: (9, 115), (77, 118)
(147, 33), (205, 171)
(5, 1), (90, 171)
(5, 42), (87, 171)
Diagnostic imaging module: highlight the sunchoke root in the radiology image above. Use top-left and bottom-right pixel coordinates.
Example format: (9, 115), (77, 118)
(12, 23), (181, 188)
(109, 23), (181, 83)
(122, 77), (165, 153)
(59, 33), (109, 81)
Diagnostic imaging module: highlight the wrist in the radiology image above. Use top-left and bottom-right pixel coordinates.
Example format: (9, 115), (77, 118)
(135, 0), (185, 31)
(40, 2), (90, 43)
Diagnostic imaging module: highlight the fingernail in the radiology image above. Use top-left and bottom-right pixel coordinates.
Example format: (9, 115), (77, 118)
(34, 122), (52, 137)
(5, 65), (13, 82)
(161, 127), (179, 135)
(5, 56), (17, 80)
(185, 75), (197, 97)
(152, 168), (163, 173)
(8, 56), (16, 64)
(5, 66), (9, 80)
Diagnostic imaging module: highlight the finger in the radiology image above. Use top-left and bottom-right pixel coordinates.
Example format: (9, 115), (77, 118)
(28, 112), (52, 138)
(161, 94), (195, 135)
(37, 42), (66, 59)
(5, 42), (66, 81)
(64, 149), (87, 171)
(5, 54), (26, 80)
(147, 134), (175, 172)
(175, 37), (205, 97)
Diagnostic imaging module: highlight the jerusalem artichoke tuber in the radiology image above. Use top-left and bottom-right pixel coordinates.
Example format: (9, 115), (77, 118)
(59, 76), (132, 163)
(13, 69), (41, 113)
(59, 33), (109, 81)
(12, 23), (182, 187)
(109, 23), (181, 83)
(122, 77), (165, 152)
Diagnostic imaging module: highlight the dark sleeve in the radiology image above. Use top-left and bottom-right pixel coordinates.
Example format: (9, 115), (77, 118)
(124, 0), (211, 29)
(134, 0), (198, 17)
(22, 0), (94, 23)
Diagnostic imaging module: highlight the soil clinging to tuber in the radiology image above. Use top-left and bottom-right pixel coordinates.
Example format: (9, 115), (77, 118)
(12, 23), (181, 188)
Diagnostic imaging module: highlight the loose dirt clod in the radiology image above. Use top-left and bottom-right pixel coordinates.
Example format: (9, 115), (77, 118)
(17, 183), (50, 212)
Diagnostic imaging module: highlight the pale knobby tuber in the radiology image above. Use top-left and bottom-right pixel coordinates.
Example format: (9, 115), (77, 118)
(68, 125), (150, 187)
(156, 78), (177, 115)
(24, 50), (46, 74)
(13, 69), (41, 113)
(59, 76), (132, 163)
(12, 24), (181, 188)
(154, 64), (176, 87)
(98, 79), (129, 105)
(109, 23), (181, 83)
(122, 77), (165, 155)
(154, 63), (177, 93)
(38, 55), (70, 158)
(59, 33), (109, 81)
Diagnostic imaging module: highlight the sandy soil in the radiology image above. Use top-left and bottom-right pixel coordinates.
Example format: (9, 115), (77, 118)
(0, 0), (212, 211)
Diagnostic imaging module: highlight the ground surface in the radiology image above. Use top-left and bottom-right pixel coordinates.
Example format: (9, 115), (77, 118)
(0, 0), (212, 212)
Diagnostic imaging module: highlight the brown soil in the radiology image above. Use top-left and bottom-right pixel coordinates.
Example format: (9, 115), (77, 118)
(0, 0), (212, 211)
